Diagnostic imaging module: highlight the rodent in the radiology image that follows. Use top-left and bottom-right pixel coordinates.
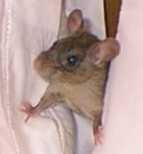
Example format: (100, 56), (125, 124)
(21, 9), (120, 141)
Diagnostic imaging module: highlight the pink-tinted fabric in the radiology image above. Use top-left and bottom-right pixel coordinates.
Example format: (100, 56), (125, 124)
(0, 1), (76, 154)
(0, 110), (17, 154)
(0, 0), (4, 40)
(93, 1), (143, 154)
(0, 0), (105, 154)
(0, 1), (19, 154)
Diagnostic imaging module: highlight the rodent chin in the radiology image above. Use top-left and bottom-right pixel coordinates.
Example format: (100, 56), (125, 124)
(37, 68), (57, 82)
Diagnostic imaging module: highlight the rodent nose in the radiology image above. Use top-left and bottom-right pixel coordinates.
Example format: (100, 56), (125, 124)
(33, 52), (48, 70)
(33, 57), (42, 71)
(33, 51), (57, 72)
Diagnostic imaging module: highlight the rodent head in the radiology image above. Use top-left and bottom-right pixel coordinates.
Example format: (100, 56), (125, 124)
(34, 9), (120, 83)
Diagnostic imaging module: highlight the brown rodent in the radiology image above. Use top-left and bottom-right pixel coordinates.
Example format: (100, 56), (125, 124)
(21, 9), (120, 139)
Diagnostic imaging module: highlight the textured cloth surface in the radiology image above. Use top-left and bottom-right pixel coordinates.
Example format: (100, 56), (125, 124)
(1, 1), (75, 154)
(0, 0), (105, 154)
(93, 0), (143, 154)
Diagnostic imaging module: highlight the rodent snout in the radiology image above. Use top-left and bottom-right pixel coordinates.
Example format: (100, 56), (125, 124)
(33, 52), (49, 71)
(33, 57), (42, 71)
(33, 51), (58, 74)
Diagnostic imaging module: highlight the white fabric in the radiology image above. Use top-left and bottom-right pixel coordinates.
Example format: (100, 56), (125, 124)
(1, 1), (75, 154)
(66, 0), (105, 39)
(93, 0), (143, 154)
(0, 0), (105, 154)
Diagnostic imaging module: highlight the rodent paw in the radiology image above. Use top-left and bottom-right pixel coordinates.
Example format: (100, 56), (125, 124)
(94, 126), (104, 145)
(20, 102), (35, 122)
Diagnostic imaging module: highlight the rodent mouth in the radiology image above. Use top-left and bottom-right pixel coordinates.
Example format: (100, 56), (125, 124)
(38, 67), (57, 81)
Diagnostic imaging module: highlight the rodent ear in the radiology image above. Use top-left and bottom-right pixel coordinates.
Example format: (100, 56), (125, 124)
(88, 38), (120, 65)
(67, 9), (84, 34)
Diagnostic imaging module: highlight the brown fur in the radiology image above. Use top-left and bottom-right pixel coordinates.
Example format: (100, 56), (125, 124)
(23, 9), (120, 133)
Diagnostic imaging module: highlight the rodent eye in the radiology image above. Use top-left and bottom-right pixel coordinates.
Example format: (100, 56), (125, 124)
(67, 55), (79, 66)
